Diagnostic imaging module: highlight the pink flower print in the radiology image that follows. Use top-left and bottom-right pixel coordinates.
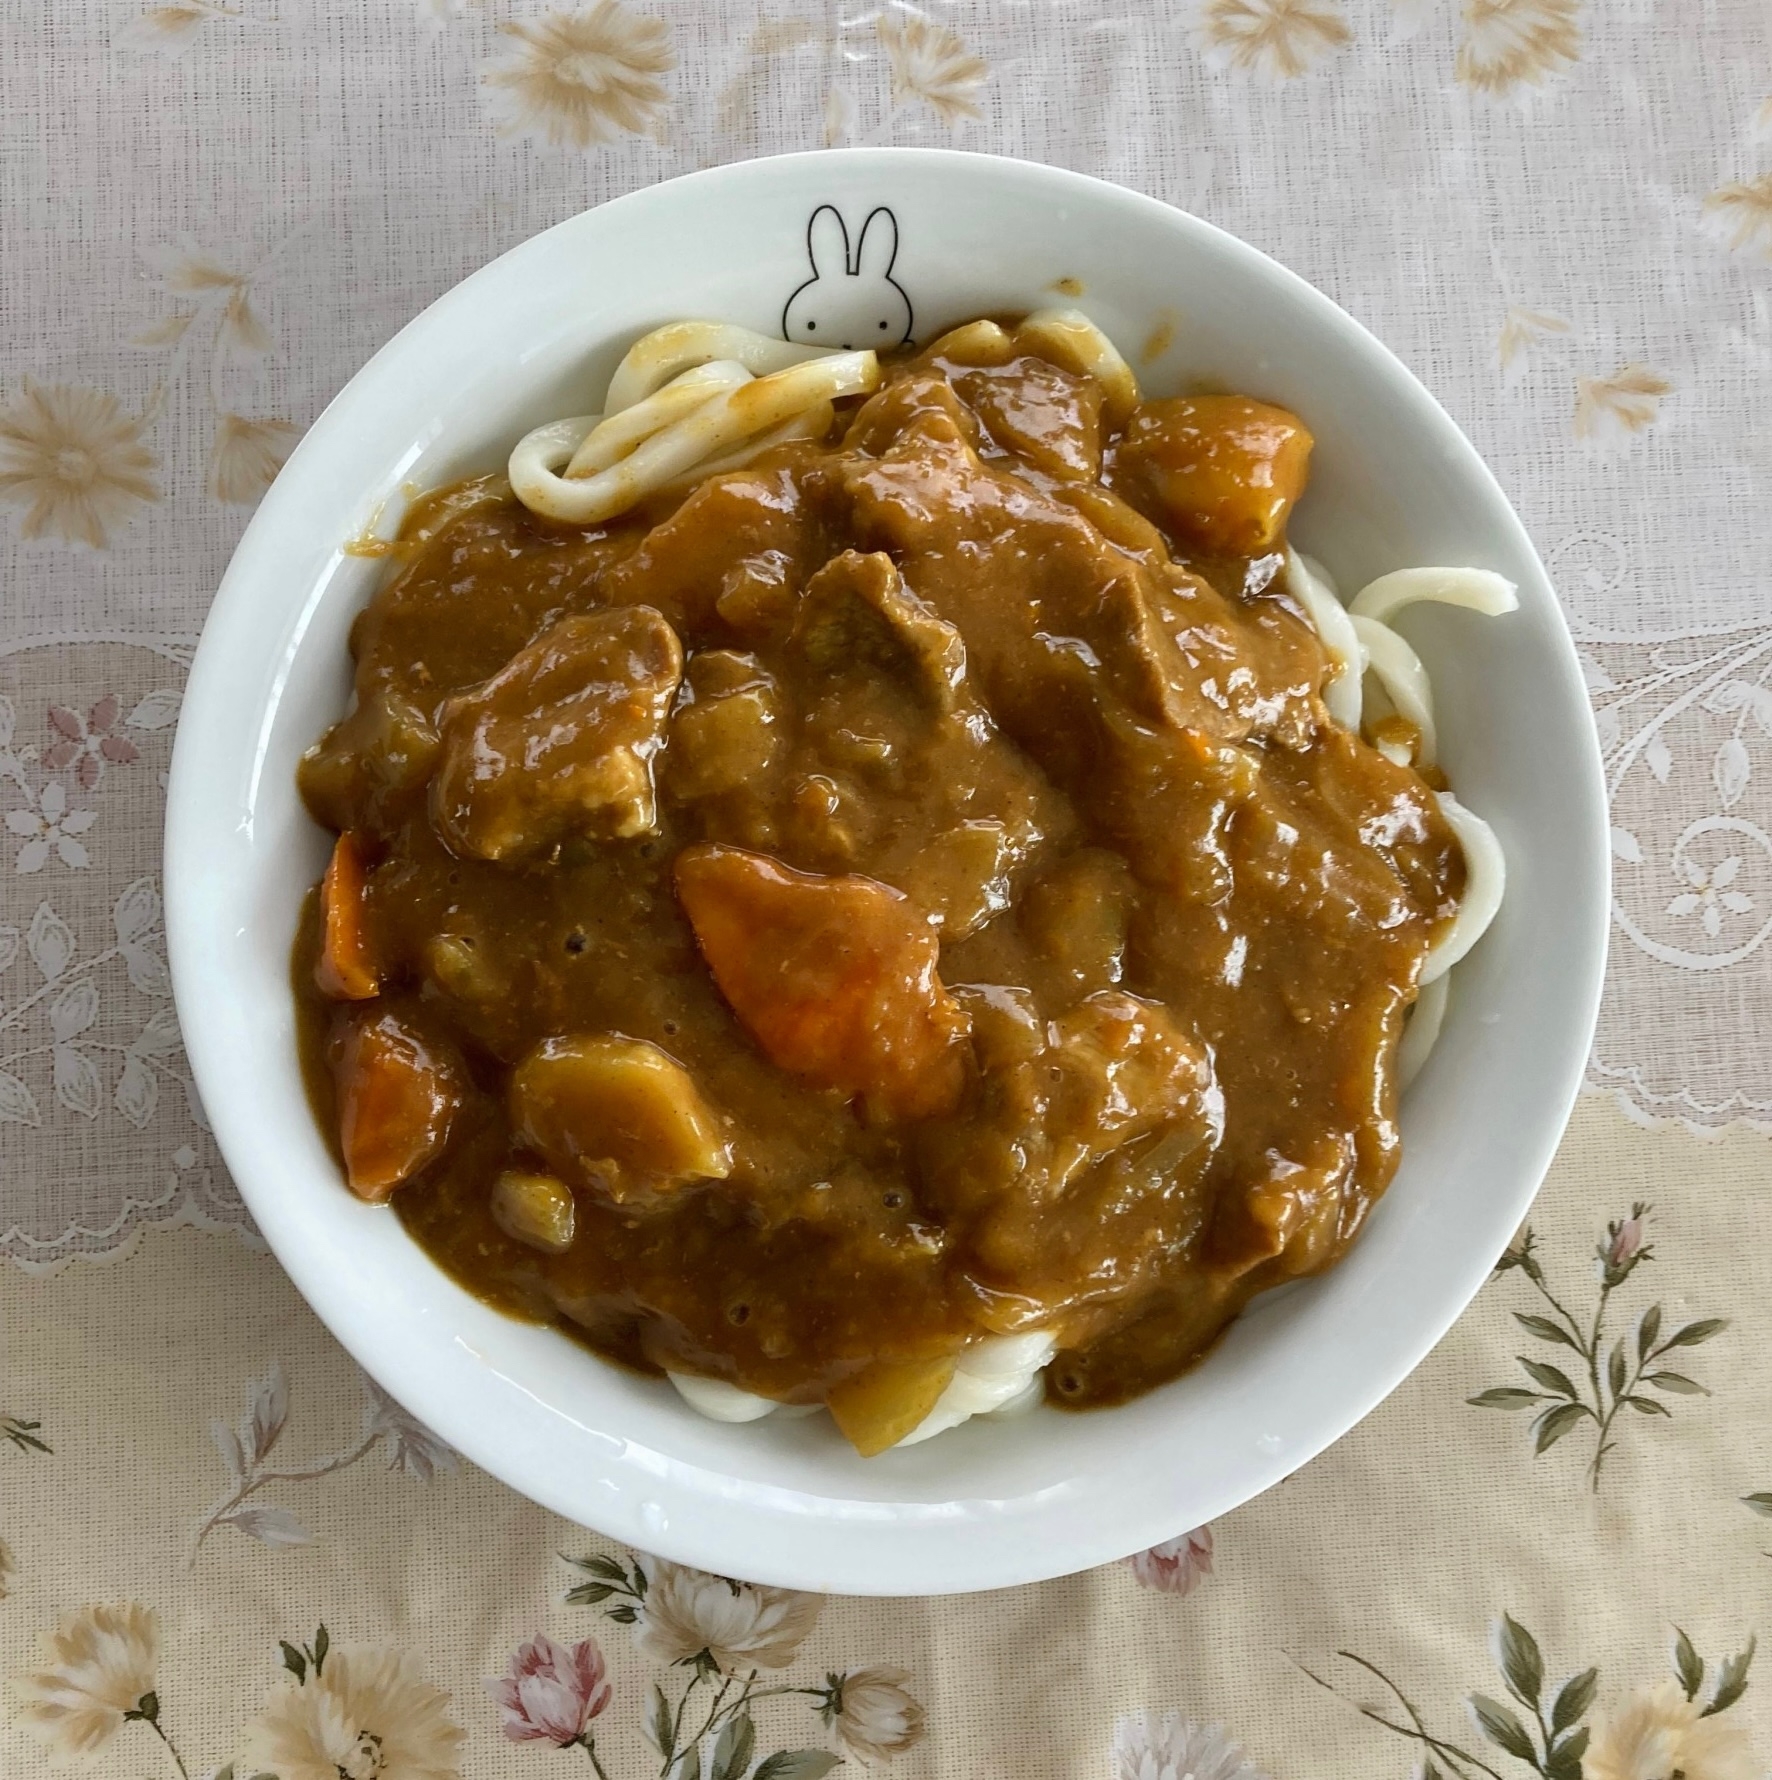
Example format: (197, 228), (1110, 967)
(7, 779), (98, 872)
(44, 697), (140, 791)
(1127, 1525), (1214, 1595)
(1606, 1215), (1644, 1270)
(487, 1634), (611, 1746)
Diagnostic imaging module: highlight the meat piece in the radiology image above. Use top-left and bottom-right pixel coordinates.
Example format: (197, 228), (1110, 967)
(663, 651), (782, 800)
(1113, 396), (1313, 556)
(510, 1034), (732, 1203)
(789, 550), (966, 715)
(920, 989), (1221, 1310)
(674, 843), (971, 1121)
(430, 606), (682, 862)
(298, 686), (441, 836)
(314, 831), (380, 1001)
(328, 1008), (464, 1201)
(598, 461), (821, 640)
(955, 355), (1105, 479)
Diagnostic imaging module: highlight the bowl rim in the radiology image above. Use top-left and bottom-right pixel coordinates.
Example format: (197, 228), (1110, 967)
(165, 146), (1610, 1594)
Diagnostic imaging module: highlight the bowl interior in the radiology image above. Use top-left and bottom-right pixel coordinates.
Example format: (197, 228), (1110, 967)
(165, 149), (1608, 1595)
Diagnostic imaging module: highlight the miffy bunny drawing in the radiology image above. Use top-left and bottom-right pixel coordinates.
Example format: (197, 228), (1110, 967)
(782, 204), (914, 348)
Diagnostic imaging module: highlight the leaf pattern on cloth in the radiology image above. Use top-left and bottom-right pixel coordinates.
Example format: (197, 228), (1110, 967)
(1702, 174), (1772, 263)
(1575, 364), (1673, 444)
(1469, 1209), (1726, 1488)
(1306, 1613), (1759, 1780)
(1496, 305), (1571, 382)
(191, 1364), (455, 1560)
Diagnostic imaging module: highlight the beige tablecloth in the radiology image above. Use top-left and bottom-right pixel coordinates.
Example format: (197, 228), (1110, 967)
(5, 3), (1772, 1776)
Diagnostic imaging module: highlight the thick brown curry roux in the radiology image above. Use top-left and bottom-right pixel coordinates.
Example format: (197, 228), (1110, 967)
(294, 326), (1463, 1426)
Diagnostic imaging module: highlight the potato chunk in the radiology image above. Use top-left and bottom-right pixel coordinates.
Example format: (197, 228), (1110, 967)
(328, 1009), (464, 1201)
(490, 1170), (578, 1254)
(430, 606), (682, 862)
(1114, 396), (1312, 555)
(826, 1355), (957, 1457)
(510, 1034), (732, 1202)
(674, 843), (971, 1121)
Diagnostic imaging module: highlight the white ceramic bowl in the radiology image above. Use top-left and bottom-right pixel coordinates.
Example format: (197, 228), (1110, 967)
(165, 149), (1608, 1596)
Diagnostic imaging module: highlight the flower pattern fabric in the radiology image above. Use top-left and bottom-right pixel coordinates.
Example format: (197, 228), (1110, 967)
(244, 1645), (465, 1780)
(4, 4), (1772, 1780)
(0, 383), (159, 551)
(17, 1602), (162, 1757)
(483, 3), (675, 149)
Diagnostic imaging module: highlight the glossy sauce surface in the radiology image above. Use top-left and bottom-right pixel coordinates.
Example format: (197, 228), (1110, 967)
(294, 328), (1462, 1424)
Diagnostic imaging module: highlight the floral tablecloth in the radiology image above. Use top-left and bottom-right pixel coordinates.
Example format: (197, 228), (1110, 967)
(5, 3), (1772, 1776)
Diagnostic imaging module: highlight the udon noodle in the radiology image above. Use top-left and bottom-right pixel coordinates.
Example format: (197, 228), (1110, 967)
(501, 314), (1513, 1449)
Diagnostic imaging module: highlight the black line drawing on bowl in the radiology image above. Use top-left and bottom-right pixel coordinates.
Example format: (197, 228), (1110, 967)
(782, 204), (913, 349)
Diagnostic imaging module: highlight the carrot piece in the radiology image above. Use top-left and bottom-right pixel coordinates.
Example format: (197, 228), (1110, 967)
(329, 1010), (463, 1202)
(674, 844), (970, 1122)
(315, 831), (380, 1001)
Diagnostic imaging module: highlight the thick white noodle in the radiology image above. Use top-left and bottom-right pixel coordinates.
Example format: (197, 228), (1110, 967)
(1350, 611), (1437, 765)
(510, 351), (880, 524)
(894, 1332), (1058, 1448)
(1350, 566), (1519, 624)
(926, 319), (1014, 362)
(1423, 792), (1506, 983)
(1397, 973), (1449, 1090)
(1286, 547), (1365, 730)
(604, 321), (835, 414)
(1015, 308), (1140, 423)
(508, 413), (601, 506)
(655, 401), (834, 494)
(565, 360), (754, 478)
(666, 1372), (781, 1423)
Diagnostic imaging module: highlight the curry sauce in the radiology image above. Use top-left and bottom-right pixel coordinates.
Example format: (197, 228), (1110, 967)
(293, 324), (1463, 1439)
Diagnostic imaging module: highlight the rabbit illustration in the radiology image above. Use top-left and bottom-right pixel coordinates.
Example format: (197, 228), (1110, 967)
(781, 205), (913, 350)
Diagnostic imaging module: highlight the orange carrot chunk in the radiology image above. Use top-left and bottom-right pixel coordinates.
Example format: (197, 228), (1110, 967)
(329, 1009), (463, 1202)
(674, 844), (970, 1122)
(315, 831), (380, 1001)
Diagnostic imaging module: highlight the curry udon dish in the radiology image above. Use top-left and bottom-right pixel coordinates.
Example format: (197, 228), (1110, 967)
(294, 313), (1510, 1456)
